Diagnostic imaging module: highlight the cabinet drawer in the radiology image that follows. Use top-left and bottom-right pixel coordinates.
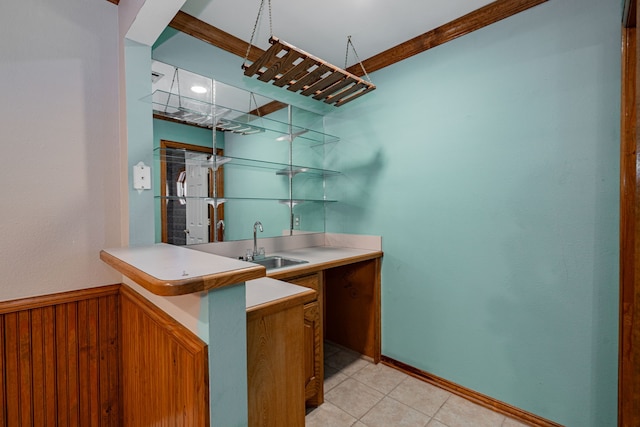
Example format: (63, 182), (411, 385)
(287, 273), (319, 293)
(287, 274), (319, 304)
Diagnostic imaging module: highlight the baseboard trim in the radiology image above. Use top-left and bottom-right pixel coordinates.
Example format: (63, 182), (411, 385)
(380, 355), (564, 427)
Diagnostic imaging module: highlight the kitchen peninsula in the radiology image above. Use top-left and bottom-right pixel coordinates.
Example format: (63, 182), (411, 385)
(101, 232), (382, 426)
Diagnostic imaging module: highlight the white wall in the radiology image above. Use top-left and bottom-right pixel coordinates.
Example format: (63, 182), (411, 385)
(0, 0), (122, 301)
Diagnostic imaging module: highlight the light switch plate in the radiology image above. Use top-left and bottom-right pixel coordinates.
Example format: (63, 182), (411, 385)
(133, 161), (151, 192)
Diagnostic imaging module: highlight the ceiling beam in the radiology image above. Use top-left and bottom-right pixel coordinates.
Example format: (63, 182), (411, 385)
(158, 0), (547, 118)
(168, 10), (264, 62)
(247, 101), (288, 118)
(346, 0), (548, 76)
(107, 0), (119, 4)
(116, 0), (549, 73)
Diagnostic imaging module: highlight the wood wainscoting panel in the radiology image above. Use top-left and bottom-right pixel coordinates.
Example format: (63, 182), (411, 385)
(620, 1), (640, 424)
(0, 285), (120, 426)
(119, 285), (209, 426)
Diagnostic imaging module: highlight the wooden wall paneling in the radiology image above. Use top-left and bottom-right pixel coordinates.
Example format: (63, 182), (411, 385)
(119, 285), (209, 426)
(18, 310), (33, 426)
(107, 294), (120, 425)
(5, 313), (19, 424)
(31, 308), (44, 425)
(633, 4), (640, 422)
(98, 296), (110, 424)
(101, 293), (120, 426)
(620, 2), (639, 424)
(0, 315), (5, 426)
(78, 299), (91, 425)
(67, 302), (80, 423)
(120, 295), (136, 426)
(0, 285), (121, 315)
(89, 298), (101, 425)
(55, 304), (69, 425)
(0, 286), (120, 426)
(43, 306), (58, 424)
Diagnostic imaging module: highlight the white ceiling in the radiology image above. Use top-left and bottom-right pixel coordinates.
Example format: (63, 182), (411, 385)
(180, 0), (495, 68)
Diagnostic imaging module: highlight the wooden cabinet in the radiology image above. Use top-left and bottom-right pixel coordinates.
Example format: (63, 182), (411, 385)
(286, 273), (324, 407)
(271, 255), (383, 408)
(303, 301), (322, 405)
(247, 298), (308, 427)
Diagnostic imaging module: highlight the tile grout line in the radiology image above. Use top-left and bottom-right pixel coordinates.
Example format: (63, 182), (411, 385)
(429, 389), (452, 425)
(344, 362), (437, 426)
(318, 345), (516, 427)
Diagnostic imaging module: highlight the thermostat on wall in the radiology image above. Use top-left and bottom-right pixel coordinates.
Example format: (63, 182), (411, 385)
(133, 161), (151, 193)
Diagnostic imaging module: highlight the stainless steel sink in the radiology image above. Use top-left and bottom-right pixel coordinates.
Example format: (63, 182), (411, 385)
(252, 256), (308, 270)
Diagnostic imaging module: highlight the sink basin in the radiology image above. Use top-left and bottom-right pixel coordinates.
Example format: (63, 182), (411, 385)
(252, 256), (308, 270)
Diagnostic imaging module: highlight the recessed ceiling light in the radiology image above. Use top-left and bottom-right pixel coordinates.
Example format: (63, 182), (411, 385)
(191, 85), (207, 94)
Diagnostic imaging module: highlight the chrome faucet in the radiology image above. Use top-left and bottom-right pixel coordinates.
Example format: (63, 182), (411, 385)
(253, 221), (263, 259)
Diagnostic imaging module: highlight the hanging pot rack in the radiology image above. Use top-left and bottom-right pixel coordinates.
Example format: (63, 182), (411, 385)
(241, 0), (375, 107)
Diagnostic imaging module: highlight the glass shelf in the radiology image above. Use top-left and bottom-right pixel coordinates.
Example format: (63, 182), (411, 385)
(156, 196), (337, 203)
(145, 90), (340, 145)
(154, 147), (341, 178)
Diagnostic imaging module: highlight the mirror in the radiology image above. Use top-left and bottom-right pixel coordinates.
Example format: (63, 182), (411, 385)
(150, 61), (338, 244)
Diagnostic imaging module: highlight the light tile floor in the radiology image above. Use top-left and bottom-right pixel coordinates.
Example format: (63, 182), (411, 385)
(305, 342), (529, 427)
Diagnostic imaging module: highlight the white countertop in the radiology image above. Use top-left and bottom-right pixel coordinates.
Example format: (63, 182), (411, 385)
(244, 246), (381, 310)
(103, 244), (258, 280)
(245, 277), (312, 309)
(268, 246), (377, 267)
(100, 243), (265, 296)
(101, 235), (382, 297)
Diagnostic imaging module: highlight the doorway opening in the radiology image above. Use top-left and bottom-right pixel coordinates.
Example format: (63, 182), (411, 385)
(160, 140), (225, 244)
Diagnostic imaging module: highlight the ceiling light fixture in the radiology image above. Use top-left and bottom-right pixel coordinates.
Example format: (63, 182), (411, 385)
(190, 85), (207, 94)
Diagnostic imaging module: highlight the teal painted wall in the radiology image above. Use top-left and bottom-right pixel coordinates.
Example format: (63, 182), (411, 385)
(150, 0), (620, 424)
(207, 284), (248, 427)
(324, 1), (620, 426)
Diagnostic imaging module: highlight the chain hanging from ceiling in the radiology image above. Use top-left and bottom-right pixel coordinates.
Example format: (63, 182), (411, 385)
(241, 0), (375, 107)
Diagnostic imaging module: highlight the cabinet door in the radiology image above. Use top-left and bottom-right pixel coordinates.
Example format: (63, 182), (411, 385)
(247, 304), (306, 427)
(287, 272), (324, 406)
(303, 301), (323, 406)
